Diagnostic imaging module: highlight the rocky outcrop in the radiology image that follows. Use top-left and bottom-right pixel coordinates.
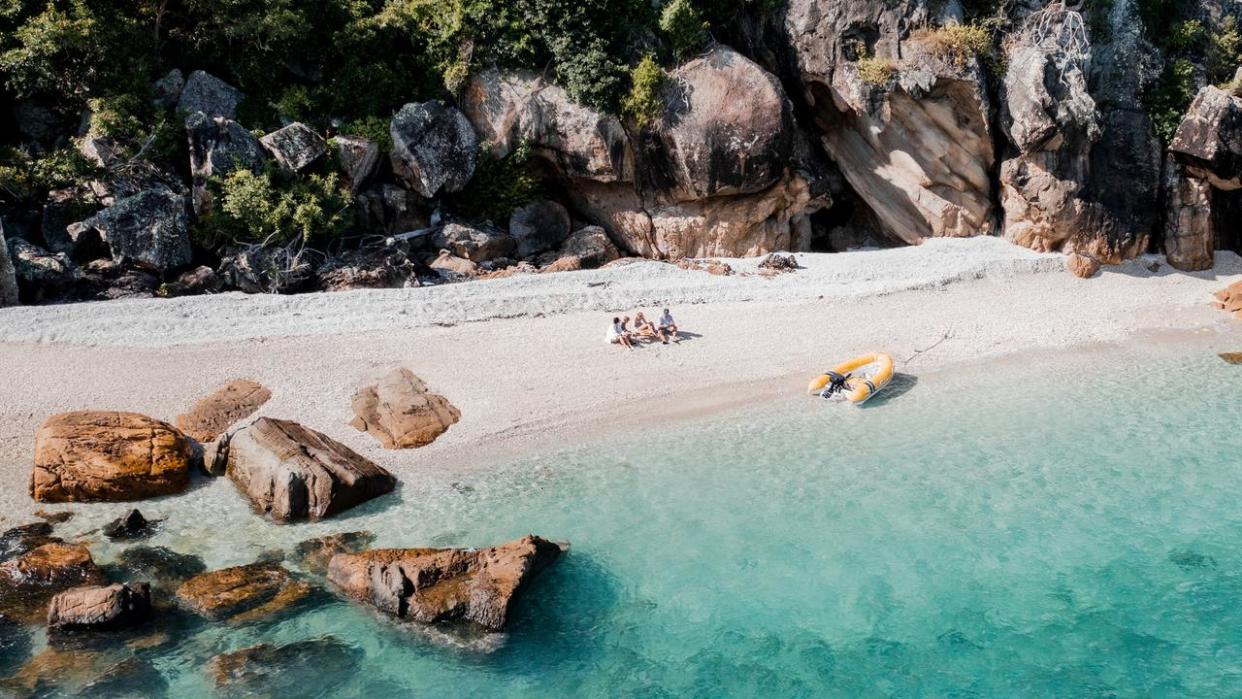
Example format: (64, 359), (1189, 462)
(224, 417), (397, 522)
(47, 582), (152, 629)
(431, 222), (515, 262)
(509, 200), (571, 257)
(31, 411), (194, 503)
(389, 101), (478, 198)
(176, 563), (312, 622)
(175, 379), (271, 442)
(206, 636), (360, 694)
(0, 221), (19, 307)
(463, 69), (634, 182)
(785, 4), (993, 244)
(350, 368), (460, 449)
(327, 535), (564, 632)
(0, 543), (106, 622)
(999, 7), (1147, 263)
(1171, 85), (1242, 190)
(260, 122), (328, 173)
(333, 135), (380, 193)
(177, 70), (244, 119)
(1164, 164), (1215, 271)
(316, 246), (416, 291)
(79, 187), (192, 272)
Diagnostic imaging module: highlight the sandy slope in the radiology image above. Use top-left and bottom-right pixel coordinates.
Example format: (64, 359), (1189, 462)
(1, 237), (1240, 522)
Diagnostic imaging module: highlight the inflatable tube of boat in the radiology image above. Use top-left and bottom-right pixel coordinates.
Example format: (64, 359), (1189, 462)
(807, 352), (895, 404)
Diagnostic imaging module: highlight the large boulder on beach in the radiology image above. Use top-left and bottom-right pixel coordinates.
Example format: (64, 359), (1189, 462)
(431, 222), (515, 262)
(79, 186), (192, 272)
(206, 636), (361, 695)
(176, 563), (312, 622)
(0, 221), (19, 307)
(177, 70), (244, 119)
(1163, 164), (1215, 272)
(30, 411), (194, 503)
(510, 200), (571, 258)
(224, 417), (396, 522)
(389, 101), (478, 198)
(260, 122), (328, 173)
(7, 237), (77, 290)
(350, 368), (460, 449)
(326, 535), (564, 632)
(551, 226), (622, 270)
(175, 379), (271, 443)
(47, 582), (151, 629)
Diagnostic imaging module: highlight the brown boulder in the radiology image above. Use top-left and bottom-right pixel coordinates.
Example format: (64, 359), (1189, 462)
(350, 368), (459, 449)
(30, 411), (193, 502)
(327, 535), (563, 632)
(175, 563), (312, 622)
(1066, 254), (1100, 279)
(175, 379), (271, 442)
(224, 418), (396, 522)
(1218, 352), (1242, 365)
(47, 582), (152, 629)
(0, 543), (106, 622)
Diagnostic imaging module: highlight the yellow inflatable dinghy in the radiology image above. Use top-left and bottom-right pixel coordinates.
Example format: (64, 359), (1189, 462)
(807, 353), (895, 404)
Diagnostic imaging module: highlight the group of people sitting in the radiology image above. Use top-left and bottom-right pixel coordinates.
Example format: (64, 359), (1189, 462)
(607, 309), (679, 349)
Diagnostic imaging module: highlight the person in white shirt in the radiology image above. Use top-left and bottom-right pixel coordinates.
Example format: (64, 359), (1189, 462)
(657, 308), (678, 342)
(606, 317), (634, 349)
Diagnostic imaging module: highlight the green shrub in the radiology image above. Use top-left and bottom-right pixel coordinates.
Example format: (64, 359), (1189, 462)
(622, 55), (666, 128)
(450, 141), (543, 224)
(660, 0), (707, 60)
(340, 115), (394, 153)
(0, 147), (101, 205)
(915, 23), (990, 69)
(194, 166), (350, 249)
(856, 56), (897, 85)
(1208, 16), (1242, 85)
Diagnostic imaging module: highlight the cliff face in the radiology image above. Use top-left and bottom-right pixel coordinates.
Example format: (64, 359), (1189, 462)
(1, 0), (1239, 304)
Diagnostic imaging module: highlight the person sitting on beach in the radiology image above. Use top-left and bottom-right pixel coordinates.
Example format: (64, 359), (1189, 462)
(607, 317), (634, 349)
(633, 311), (668, 344)
(658, 308), (679, 342)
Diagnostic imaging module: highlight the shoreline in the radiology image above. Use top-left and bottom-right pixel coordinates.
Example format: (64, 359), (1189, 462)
(2, 237), (1242, 522)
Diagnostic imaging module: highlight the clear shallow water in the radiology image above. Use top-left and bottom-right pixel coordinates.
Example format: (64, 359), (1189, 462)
(19, 338), (1242, 697)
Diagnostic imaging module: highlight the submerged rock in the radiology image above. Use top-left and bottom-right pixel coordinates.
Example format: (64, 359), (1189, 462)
(327, 535), (564, 632)
(175, 379), (271, 443)
(350, 368), (460, 449)
(111, 546), (206, 591)
(0, 523), (60, 562)
(103, 508), (159, 540)
(176, 563), (312, 623)
(225, 417), (397, 522)
(206, 636), (361, 695)
(389, 101), (478, 198)
(293, 532), (375, 575)
(30, 411), (193, 503)
(47, 582), (152, 630)
(0, 542), (106, 622)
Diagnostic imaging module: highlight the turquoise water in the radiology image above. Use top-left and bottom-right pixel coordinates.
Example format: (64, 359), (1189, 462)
(21, 338), (1242, 696)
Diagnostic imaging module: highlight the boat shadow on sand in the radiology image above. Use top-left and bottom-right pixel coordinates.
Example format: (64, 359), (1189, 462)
(859, 373), (918, 409)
